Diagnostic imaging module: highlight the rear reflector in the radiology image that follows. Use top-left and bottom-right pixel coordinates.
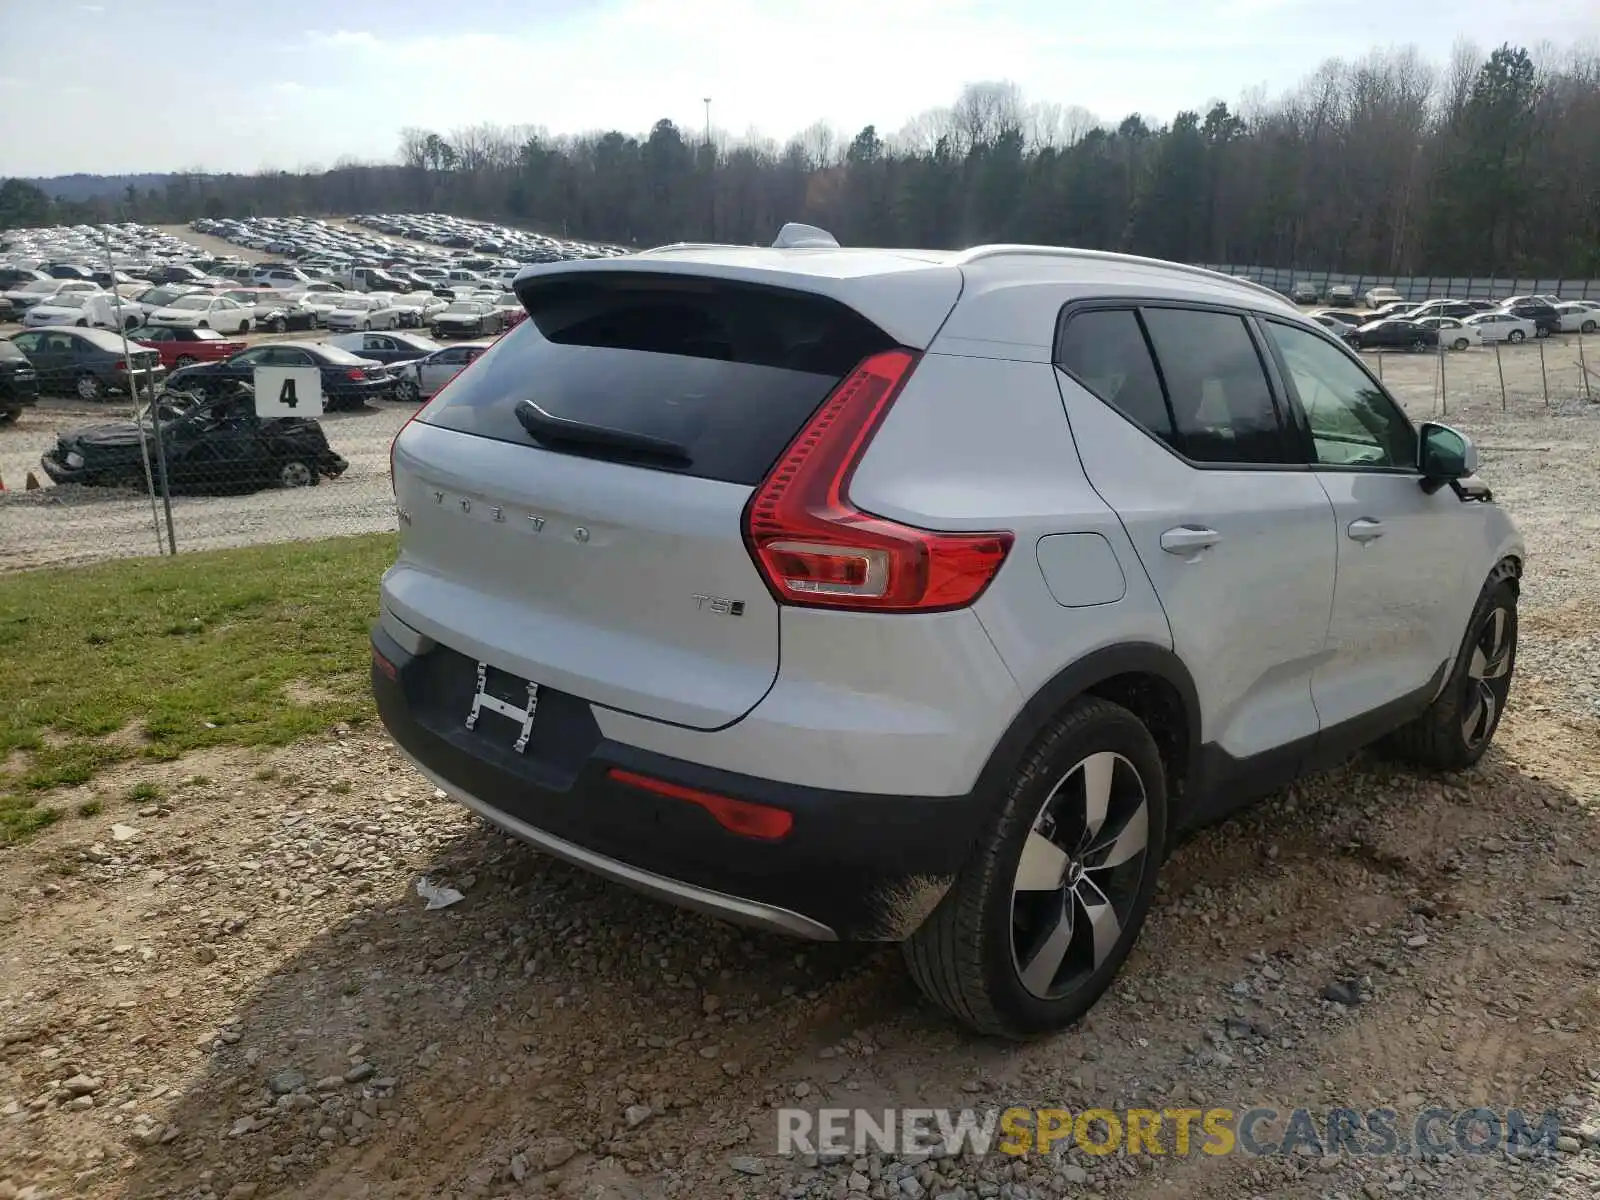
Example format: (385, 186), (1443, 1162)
(742, 349), (1013, 612)
(606, 768), (794, 841)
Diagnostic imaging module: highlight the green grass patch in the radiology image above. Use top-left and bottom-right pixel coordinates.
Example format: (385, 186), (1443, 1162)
(0, 534), (395, 845)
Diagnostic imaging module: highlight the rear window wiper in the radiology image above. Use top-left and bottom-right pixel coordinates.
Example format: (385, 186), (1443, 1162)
(513, 399), (692, 465)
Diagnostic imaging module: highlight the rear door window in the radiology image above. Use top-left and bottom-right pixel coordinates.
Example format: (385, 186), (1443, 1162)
(419, 275), (895, 486)
(1139, 308), (1294, 465)
(1054, 308), (1175, 448)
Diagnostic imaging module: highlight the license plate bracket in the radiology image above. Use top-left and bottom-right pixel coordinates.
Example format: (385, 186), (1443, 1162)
(465, 661), (540, 754)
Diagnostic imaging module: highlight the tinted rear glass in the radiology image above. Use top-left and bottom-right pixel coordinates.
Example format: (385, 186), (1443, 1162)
(419, 275), (894, 485)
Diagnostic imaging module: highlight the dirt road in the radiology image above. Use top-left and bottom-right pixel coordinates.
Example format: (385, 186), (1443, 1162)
(1, 378), (1598, 1200)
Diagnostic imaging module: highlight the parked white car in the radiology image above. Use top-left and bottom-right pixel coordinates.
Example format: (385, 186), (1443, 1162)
(1414, 317), (1481, 350)
(323, 293), (401, 331)
(1462, 312), (1536, 344)
(146, 294), (254, 333)
(132, 284), (205, 319)
(3, 277), (100, 313)
(21, 290), (139, 330)
(1364, 286), (1405, 309)
(380, 339), (492, 402)
(389, 292), (449, 328)
(1554, 302), (1598, 334)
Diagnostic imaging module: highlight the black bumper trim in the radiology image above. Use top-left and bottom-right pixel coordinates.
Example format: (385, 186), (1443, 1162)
(370, 624), (988, 940)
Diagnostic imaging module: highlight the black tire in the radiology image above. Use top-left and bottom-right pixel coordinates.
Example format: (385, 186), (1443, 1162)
(1410, 339), (1425, 353)
(238, 320), (250, 334)
(1452, 338), (1470, 351)
(903, 696), (1168, 1038)
(175, 355), (197, 368)
(75, 319), (88, 327)
(268, 316), (287, 333)
(75, 372), (105, 402)
(1583, 320), (1597, 334)
(1379, 575), (1517, 772)
(1508, 330), (1526, 344)
(0, 409), (16, 426)
(394, 377), (419, 404)
(1535, 326), (1549, 339)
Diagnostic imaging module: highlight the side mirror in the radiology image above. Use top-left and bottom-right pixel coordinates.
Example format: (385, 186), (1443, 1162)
(1418, 422), (1478, 480)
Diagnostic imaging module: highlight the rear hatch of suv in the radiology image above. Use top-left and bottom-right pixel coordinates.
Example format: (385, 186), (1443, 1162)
(386, 261), (960, 730)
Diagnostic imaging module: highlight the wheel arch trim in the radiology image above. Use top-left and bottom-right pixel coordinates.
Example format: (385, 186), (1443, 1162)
(971, 641), (1202, 820)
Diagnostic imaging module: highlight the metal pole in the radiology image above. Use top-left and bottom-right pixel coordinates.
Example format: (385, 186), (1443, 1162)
(703, 97), (711, 148)
(1376, 351), (1383, 383)
(1580, 331), (1592, 403)
(1538, 339), (1548, 406)
(1439, 341), (1447, 417)
(1494, 342), (1506, 411)
(147, 366), (177, 556)
(101, 227), (171, 556)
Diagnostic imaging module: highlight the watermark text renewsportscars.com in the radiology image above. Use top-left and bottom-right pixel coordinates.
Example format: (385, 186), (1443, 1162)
(776, 1106), (1568, 1159)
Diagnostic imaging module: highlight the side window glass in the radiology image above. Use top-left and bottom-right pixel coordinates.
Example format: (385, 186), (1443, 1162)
(1055, 309), (1176, 449)
(12, 333), (41, 353)
(1140, 308), (1290, 465)
(1265, 321), (1418, 469)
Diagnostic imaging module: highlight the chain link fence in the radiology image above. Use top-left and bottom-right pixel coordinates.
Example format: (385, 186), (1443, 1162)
(0, 338), (411, 571)
(4, 330), (1594, 572)
(1200, 265), (1600, 303)
(3, 232), (1598, 572)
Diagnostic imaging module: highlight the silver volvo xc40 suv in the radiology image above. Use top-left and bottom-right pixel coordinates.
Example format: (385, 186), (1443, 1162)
(373, 226), (1522, 1037)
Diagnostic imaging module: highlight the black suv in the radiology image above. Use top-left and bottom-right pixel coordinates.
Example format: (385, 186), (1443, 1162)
(1501, 300), (1560, 337)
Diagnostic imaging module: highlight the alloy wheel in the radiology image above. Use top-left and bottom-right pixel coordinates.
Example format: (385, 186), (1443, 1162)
(1010, 751), (1149, 1000)
(1462, 605), (1514, 751)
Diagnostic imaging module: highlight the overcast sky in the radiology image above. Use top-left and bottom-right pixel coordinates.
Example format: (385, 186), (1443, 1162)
(2, 0), (1596, 176)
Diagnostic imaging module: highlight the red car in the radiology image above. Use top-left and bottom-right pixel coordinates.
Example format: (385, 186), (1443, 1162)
(133, 326), (246, 370)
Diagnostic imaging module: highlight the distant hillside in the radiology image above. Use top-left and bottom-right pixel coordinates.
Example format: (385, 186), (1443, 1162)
(22, 174), (177, 202)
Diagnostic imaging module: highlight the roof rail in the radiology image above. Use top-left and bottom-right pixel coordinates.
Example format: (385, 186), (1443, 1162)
(635, 241), (742, 256)
(954, 245), (1288, 303)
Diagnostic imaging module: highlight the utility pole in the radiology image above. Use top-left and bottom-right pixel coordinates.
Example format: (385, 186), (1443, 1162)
(703, 97), (714, 239)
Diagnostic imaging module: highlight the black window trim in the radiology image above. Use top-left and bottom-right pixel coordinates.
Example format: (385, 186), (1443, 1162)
(1253, 314), (1422, 478)
(1052, 296), (1309, 474)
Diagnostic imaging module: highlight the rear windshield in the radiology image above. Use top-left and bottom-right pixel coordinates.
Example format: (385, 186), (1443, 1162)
(419, 274), (894, 485)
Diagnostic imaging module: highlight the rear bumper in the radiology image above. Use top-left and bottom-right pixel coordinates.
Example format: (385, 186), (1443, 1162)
(370, 624), (990, 941)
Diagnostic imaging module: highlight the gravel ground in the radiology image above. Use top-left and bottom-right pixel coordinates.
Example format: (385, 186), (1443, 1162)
(0, 319), (1597, 1200)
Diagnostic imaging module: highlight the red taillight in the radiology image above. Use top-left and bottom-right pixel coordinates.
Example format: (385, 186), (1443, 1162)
(606, 768), (793, 841)
(345, 367), (366, 381)
(742, 349), (1013, 612)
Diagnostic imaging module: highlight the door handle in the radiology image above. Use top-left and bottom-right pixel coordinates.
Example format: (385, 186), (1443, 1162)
(1347, 518), (1385, 543)
(1160, 526), (1222, 555)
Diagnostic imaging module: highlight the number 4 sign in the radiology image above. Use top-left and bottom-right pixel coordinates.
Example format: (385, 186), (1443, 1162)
(252, 366), (324, 418)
